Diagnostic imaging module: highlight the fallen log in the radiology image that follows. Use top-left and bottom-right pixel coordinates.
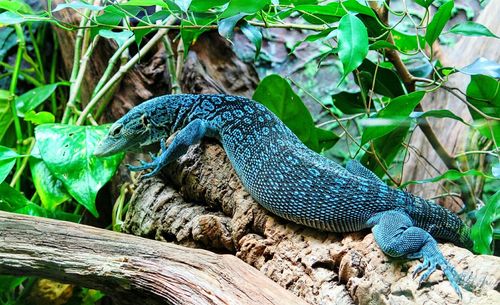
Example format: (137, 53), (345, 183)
(0, 211), (308, 305)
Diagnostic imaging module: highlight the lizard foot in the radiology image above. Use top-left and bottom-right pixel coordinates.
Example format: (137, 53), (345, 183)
(410, 242), (462, 298)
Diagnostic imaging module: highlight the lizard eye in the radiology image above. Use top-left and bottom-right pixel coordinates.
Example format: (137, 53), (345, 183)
(110, 124), (122, 137)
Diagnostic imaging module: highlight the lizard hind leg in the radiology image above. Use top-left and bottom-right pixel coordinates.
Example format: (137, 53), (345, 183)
(369, 210), (462, 297)
(128, 119), (215, 178)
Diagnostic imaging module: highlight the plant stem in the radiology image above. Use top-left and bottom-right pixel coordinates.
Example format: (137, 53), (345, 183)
(162, 35), (180, 93)
(91, 36), (135, 98)
(10, 138), (35, 188)
(76, 22), (172, 125)
(50, 30), (59, 115)
(28, 23), (46, 83)
(9, 24), (26, 190)
(61, 9), (91, 124)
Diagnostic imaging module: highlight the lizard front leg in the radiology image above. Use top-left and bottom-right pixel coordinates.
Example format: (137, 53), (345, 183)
(369, 210), (462, 297)
(128, 119), (215, 177)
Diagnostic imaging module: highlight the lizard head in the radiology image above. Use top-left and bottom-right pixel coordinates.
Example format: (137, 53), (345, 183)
(94, 98), (173, 157)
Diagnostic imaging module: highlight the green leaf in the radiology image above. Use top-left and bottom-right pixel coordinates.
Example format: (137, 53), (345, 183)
(392, 29), (426, 53)
(24, 111), (55, 125)
(0, 0), (33, 13)
(331, 91), (374, 114)
(29, 144), (70, 211)
(124, 0), (169, 6)
(425, 0), (454, 46)
(253, 74), (339, 152)
(218, 13), (247, 40)
(15, 83), (60, 117)
(221, 0), (269, 18)
(471, 191), (500, 255)
(191, 0), (229, 12)
(466, 74), (500, 144)
(369, 40), (398, 51)
(35, 124), (125, 217)
(0, 89), (13, 140)
(357, 59), (406, 98)
(361, 125), (409, 178)
(291, 28), (335, 53)
(415, 109), (465, 124)
(53, 1), (104, 12)
(414, 0), (434, 8)
(337, 14), (368, 82)
(449, 21), (498, 38)
(361, 91), (425, 144)
(460, 58), (500, 78)
(98, 29), (133, 48)
(180, 13), (214, 53)
(0, 145), (19, 184)
(0, 182), (31, 211)
(240, 22), (262, 59)
(400, 169), (492, 188)
(175, 0), (192, 12)
(0, 11), (26, 25)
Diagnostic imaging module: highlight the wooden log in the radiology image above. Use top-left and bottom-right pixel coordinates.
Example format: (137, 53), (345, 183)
(0, 211), (308, 305)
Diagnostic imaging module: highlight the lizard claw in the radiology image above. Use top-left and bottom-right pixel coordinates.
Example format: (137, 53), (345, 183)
(410, 244), (462, 298)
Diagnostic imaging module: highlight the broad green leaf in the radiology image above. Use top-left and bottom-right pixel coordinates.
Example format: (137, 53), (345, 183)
(53, 1), (104, 12)
(29, 144), (70, 211)
(0, 89), (13, 140)
(15, 83), (59, 117)
(415, 109), (465, 124)
(98, 29), (133, 48)
(449, 21), (498, 38)
(361, 91), (425, 144)
(471, 191), (500, 254)
(466, 75), (500, 144)
(294, 2), (345, 24)
(338, 14), (368, 82)
(414, 0), (434, 8)
(240, 22), (262, 59)
(425, 0), (454, 46)
(357, 59), (406, 98)
(24, 111), (55, 125)
(400, 169), (492, 188)
(35, 124), (124, 217)
(331, 91), (374, 114)
(0, 145), (19, 184)
(460, 58), (500, 78)
(253, 74), (339, 152)
(221, 0), (269, 18)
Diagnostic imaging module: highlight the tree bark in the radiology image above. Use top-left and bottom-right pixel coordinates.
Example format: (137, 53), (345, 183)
(0, 211), (308, 305)
(402, 1), (500, 209)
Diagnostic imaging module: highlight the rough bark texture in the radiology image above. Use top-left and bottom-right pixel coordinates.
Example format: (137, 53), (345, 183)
(0, 211), (308, 305)
(402, 1), (500, 208)
(123, 141), (500, 305)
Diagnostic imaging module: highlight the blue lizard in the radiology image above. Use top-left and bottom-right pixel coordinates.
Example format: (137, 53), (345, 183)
(94, 94), (472, 296)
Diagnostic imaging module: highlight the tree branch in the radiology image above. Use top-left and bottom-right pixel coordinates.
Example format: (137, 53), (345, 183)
(0, 211), (307, 305)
